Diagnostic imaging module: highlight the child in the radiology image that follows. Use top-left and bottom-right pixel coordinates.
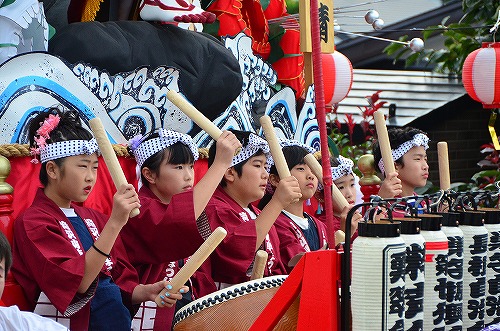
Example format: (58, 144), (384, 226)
(258, 140), (329, 272)
(0, 232), (70, 330)
(205, 130), (302, 288)
(373, 127), (429, 215)
(11, 107), (185, 331)
(306, 154), (362, 244)
(122, 128), (241, 330)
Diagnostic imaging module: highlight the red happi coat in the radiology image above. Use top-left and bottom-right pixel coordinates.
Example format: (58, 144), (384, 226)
(122, 186), (216, 330)
(11, 188), (138, 331)
(274, 212), (329, 273)
(204, 186), (287, 285)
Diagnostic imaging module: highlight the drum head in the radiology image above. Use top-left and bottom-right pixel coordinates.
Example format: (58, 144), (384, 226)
(173, 276), (299, 330)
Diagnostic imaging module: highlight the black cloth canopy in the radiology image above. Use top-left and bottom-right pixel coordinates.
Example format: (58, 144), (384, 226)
(49, 21), (242, 121)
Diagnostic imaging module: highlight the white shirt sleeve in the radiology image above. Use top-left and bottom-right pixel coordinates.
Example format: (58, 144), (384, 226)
(0, 306), (69, 331)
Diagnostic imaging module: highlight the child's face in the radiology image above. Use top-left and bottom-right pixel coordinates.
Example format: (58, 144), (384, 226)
(50, 154), (98, 205)
(0, 257), (5, 299)
(152, 161), (194, 203)
(289, 163), (318, 200)
(396, 146), (428, 190)
(231, 154), (269, 204)
(334, 173), (356, 204)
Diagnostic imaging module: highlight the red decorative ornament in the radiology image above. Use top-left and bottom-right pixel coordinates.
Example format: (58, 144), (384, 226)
(321, 51), (353, 106)
(462, 42), (500, 108)
(272, 28), (305, 99)
(208, 0), (271, 59)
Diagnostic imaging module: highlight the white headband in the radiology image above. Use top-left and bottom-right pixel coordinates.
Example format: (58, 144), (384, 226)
(378, 133), (429, 175)
(40, 138), (100, 163)
(131, 129), (199, 168)
(279, 138), (316, 154)
(231, 133), (272, 167)
(331, 155), (354, 180)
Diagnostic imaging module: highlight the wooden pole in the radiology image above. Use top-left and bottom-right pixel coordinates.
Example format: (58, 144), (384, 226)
(89, 118), (140, 218)
(437, 142), (451, 190)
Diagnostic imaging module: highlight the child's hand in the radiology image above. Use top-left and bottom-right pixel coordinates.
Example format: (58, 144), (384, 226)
(273, 176), (302, 208)
(378, 171), (402, 199)
(214, 131), (242, 166)
(110, 184), (140, 226)
(157, 282), (189, 308)
(339, 205), (363, 234)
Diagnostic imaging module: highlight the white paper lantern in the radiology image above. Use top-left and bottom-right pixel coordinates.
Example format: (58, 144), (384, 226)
(481, 208), (500, 326)
(399, 218), (425, 331)
(460, 210), (488, 330)
(438, 212), (464, 330)
(352, 221), (406, 331)
(420, 214), (448, 331)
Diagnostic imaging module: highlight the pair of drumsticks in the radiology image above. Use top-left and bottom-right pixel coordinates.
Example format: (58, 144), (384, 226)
(89, 90), (270, 305)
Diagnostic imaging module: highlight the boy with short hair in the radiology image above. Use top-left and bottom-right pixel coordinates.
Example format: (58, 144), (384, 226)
(373, 126), (429, 200)
(205, 130), (302, 288)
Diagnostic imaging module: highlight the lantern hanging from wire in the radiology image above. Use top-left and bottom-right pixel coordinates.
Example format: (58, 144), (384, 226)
(462, 42), (500, 150)
(322, 51), (353, 107)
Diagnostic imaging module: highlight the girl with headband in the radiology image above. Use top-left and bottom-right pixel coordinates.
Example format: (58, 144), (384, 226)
(11, 107), (182, 331)
(258, 140), (329, 272)
(205, 130), (301, 289)
(315, 155), (363, 239)
(123, 128), (241, 330)
(373, 127), (430, 214)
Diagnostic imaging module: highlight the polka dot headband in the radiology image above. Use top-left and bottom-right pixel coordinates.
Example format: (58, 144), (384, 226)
(130, 129), (199, 168)
(39, 139), (100, 163)
(231, 133), (272, 168)
(278, 138), (316, 154)
(378, 133), (429, 175)
(331, 155), (354, 180)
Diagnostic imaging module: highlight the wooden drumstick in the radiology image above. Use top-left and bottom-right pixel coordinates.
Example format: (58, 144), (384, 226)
(154, 227), (227, 306)
(89, 118), (140, 218)
(304, 153), (347, 244)
(167, 90), (223, 140)
(437, 142), (451, 190)
(374, 110), (395, 175)
(250, 250), (268, 280)
(259, 115), (291, 178)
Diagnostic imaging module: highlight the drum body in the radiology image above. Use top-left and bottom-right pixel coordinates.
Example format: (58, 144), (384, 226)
(173, 276), (298, 330)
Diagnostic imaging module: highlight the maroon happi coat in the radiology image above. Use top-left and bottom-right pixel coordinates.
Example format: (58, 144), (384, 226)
(12, 188), (138, 331)
(122, 186), (216, 330)
(274, 212), (329, 273)
(204, 186), (287, 286)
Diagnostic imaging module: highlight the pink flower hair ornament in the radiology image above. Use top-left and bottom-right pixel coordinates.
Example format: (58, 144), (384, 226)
(30, 114), (61, 164)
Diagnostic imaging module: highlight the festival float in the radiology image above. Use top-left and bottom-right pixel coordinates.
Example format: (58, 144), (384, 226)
(0, 0), (499, 330)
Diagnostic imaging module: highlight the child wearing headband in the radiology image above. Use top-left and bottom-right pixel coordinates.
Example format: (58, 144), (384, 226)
(205, 130), (301, 288)
(373, 127), (429, 199)
(11, 107), (184, 331)
(314, 155), (363, 238)
(258, 140), (329, 272)
(123, 129), (241, 330)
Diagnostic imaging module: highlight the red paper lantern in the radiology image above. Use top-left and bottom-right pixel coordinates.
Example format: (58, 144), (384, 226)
(322, 51), (353, 106)
(462, 42), (500, 108)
